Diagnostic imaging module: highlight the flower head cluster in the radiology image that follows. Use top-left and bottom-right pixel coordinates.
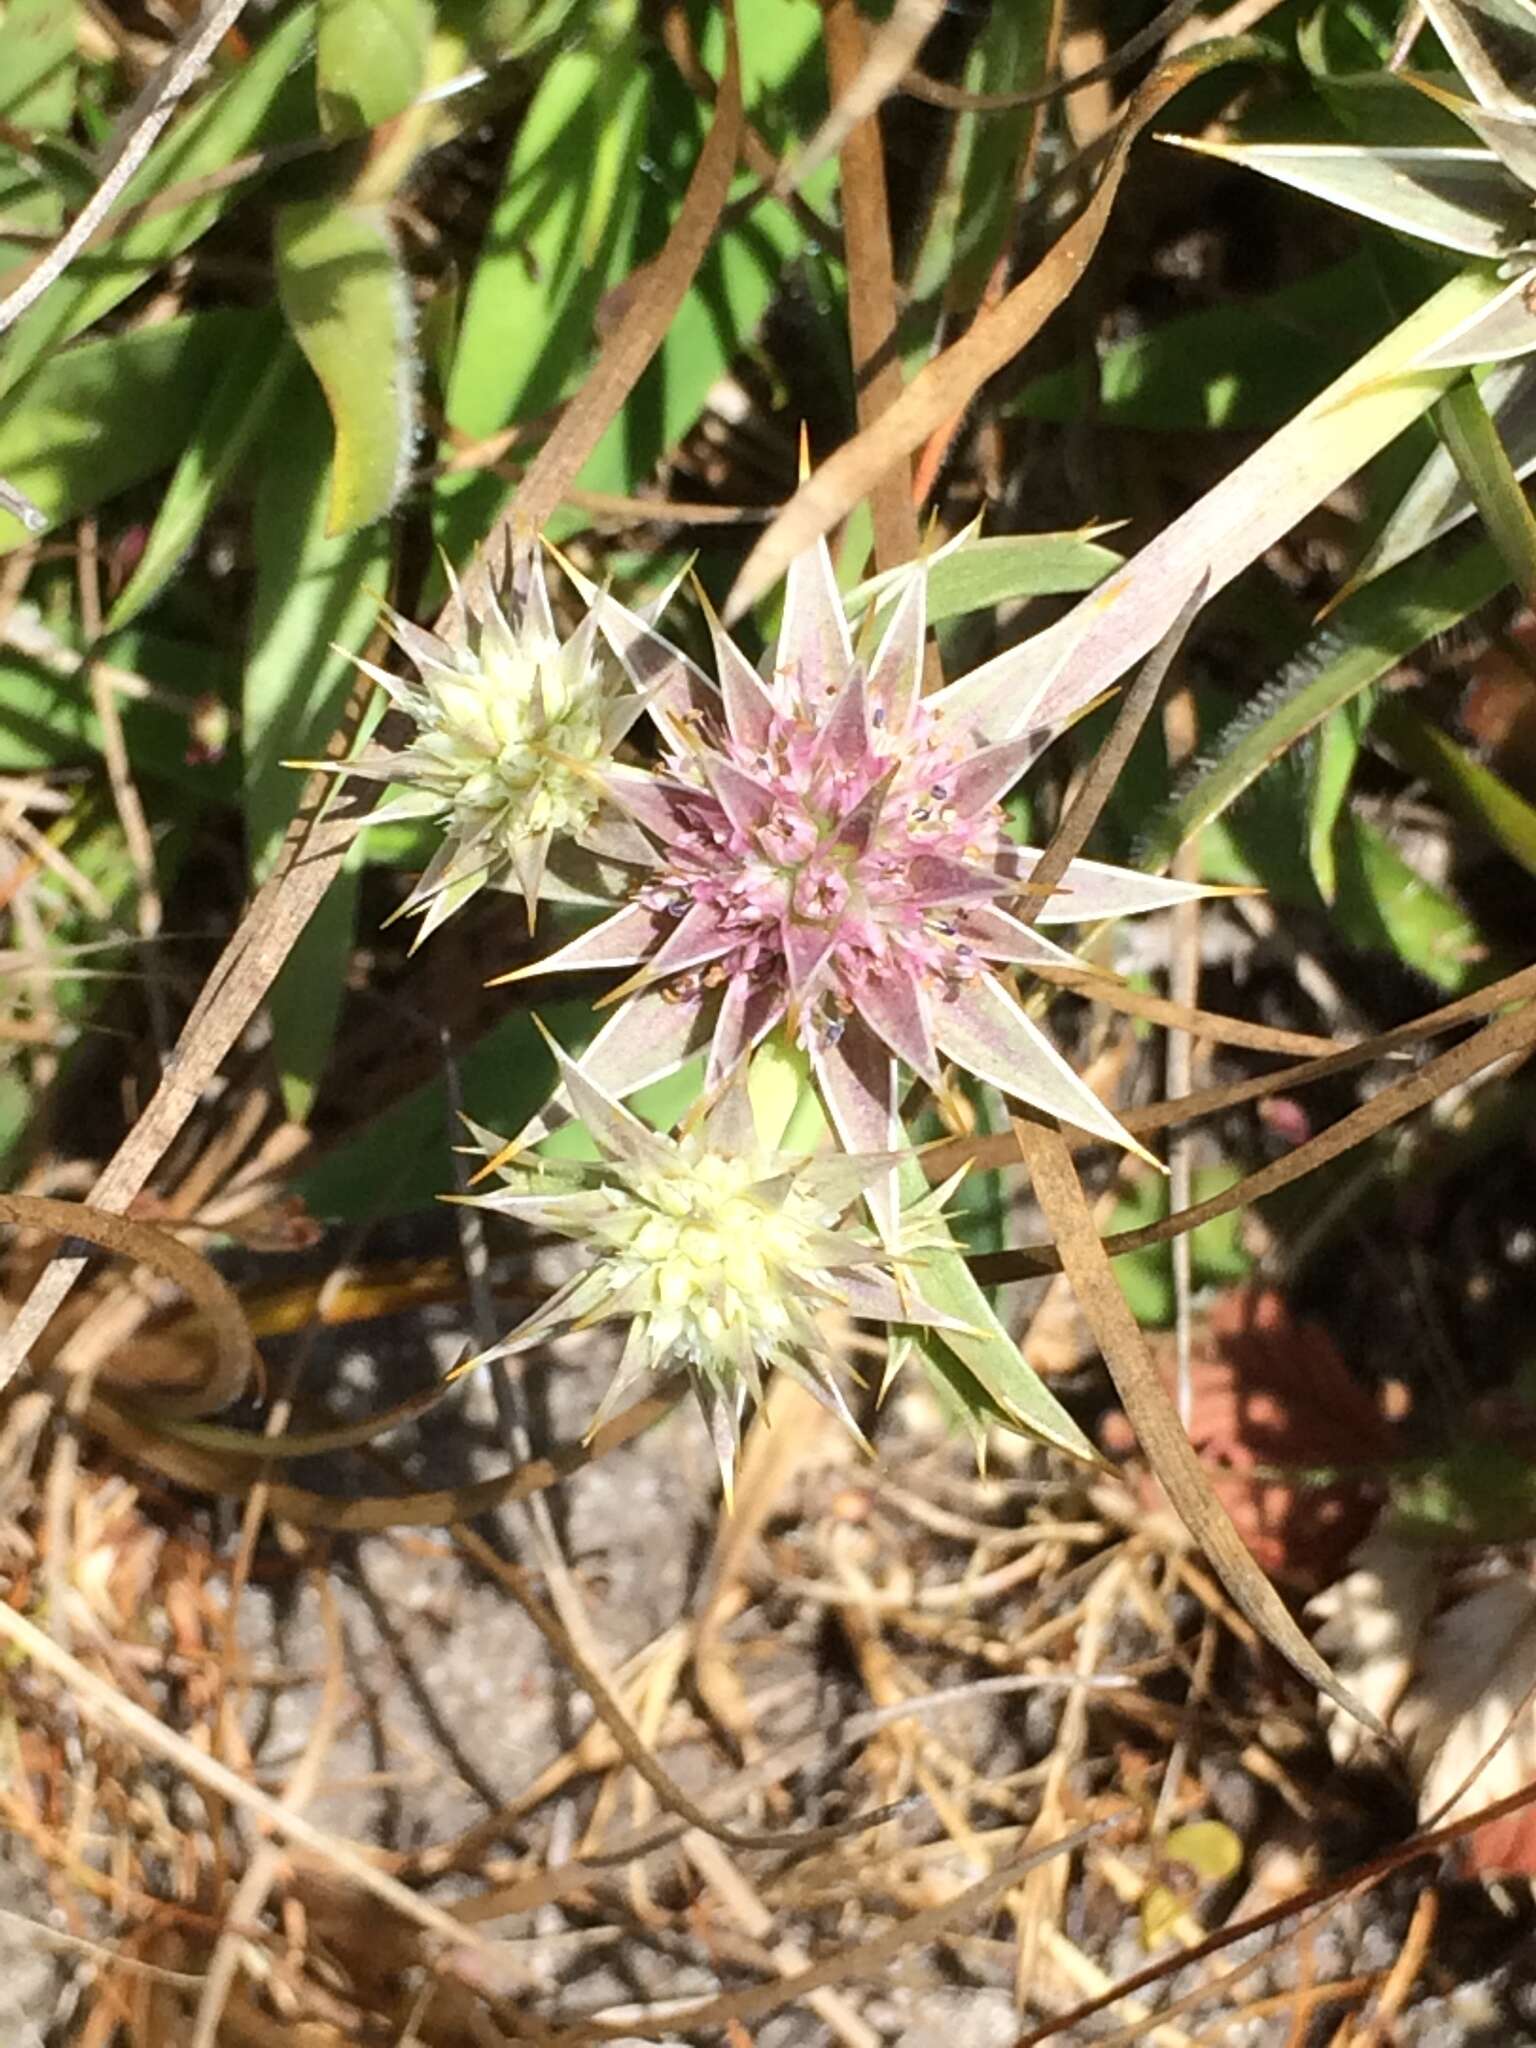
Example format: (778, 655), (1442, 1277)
(461, 1031), (960, 1490)
(312, 546), (655, 942)
(502, 536), (1209, 1214)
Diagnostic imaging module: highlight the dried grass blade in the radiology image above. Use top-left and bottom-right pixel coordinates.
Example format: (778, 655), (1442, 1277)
(726, 39), (1252, 620)
(529, 1816), (1126, 2044)
(454, 1522), (911, 1857)
(1024, 970), (1337, 1056)
(1023, 572), (1208, 913)
(83, 1385), (681, 1526)
(1013, 1775), (1536, 2045)
(0, 1192), (256, 1416)
(1008, 1111), (1383, 1732)
(0, 1595), (509, 1962)
(824, 0), (920, 572)
(923, 959), (1536, 1180)
(781, 0), (945, 194)
(0, 777), (370, 1396)
(981, 995), (1536, 1282)
(0, 18), (745, 1397)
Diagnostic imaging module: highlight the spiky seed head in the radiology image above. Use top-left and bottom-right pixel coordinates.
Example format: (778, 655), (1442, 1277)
(458, 1037), (960, 1495)
(306, 546), (648, 943)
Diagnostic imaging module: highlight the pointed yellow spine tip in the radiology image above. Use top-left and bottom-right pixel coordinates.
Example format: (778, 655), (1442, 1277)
(467, 1135), (523, 1184)
(591, 963), (658, 1010)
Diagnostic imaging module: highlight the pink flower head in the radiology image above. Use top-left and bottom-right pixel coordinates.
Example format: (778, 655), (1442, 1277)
(501, 536), (1212, 1217)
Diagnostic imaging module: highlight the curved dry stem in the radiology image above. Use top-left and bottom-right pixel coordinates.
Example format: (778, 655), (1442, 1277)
(82, 1382), (683, 1527)
(971, 994), (1536, 1285)
(0, 1192), (256, 1417)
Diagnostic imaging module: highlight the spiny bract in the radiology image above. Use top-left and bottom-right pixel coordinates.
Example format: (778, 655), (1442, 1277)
(500, 531), (1210, 1218)
(458, 1031), (962, 1493)
(309, 545), (657, 943)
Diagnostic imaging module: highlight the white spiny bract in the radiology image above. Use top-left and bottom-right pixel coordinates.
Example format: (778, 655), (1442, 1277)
(498, 532), (1211, 1219)
(312, 546), (655, 943)
(458, 1034), (961, 1493)
(1168, 0), (1536, 375)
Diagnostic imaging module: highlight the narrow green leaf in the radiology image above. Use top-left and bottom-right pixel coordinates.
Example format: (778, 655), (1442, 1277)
(0, 311), (245, 551)
(1209, 796), (1489, 993)
(1137, 532), (1509, 868)
(1348, 359), (1536, 585)
(246, 375), (392, 1115)
(908, 0), (1053, 309)
(896, 1156), (1101, 1466)
(275, 199), (417, 535)
(1376, 694), (1536, 878)
(845, 532), (1121, 624)
(435, 5), (649, 557)
(0, 0), (77, 127)
(559, 3), (828, 511)
(445, 13), (648, 442)
(1307, 694), (1374, 904)
(106, 312), (298, 632)
(1432, 372), (1536, 598)
(316, 0), (429, 133)
(0, 6), (318, 401)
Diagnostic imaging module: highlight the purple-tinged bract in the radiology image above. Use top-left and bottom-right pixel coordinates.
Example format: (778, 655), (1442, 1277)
(508, 537), (1211, 1200)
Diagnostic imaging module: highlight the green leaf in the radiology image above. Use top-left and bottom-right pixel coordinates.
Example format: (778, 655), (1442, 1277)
(1306, 693), (1374, 905)
(896, 1157), (1100, 1465)
(1137, 533), (1510, 869)
(1347, 360), (1536, 585)
(563, 4), (831, 510)
(436, 7), (648, 557)
(1207, 794), (1489, 994)
(316, 0), (429, 133)
(896, 531), (1122, 619)
(106, 311), (299, 632)
(1375, 694), (1536, 879)
(1431, 372), (1536, 597)
(445, 12), (647, 437)
(246, 374), (392, 1116)
(0, 0), (77, 128)
(908, 0), (1054, 309)
(295, 996), (600, 1217)
(0, 311), (246, 551)
(0, 6), (318, 403)
(1010, 258), (1384, 432)
(275, 200), (417, 535)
